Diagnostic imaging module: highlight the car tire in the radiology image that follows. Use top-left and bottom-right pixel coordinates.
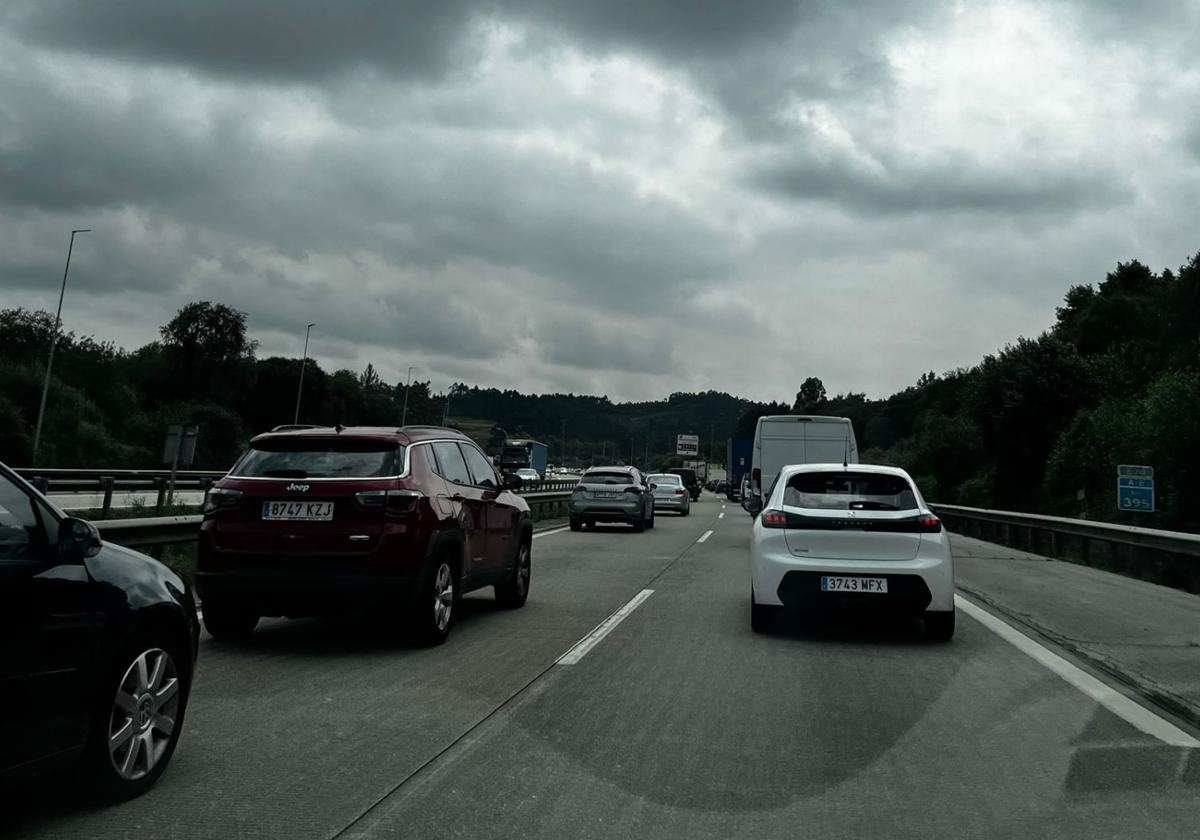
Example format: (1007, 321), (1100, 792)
(201, 599), (258, 640)
(411, 554), (459, 646)
(80, 633), (191, 802)
(494, 540), (531, 609)
(924, 610), (955, 641)
(631, 515), (645, 533)
(646, 508), (655, 529)
(569, 517), (582, 532)
(750, 590), (781, 634)
(681, 505), (690, 517)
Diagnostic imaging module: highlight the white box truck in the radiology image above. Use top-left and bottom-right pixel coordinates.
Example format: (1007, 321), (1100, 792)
(748, 415), (859, 507)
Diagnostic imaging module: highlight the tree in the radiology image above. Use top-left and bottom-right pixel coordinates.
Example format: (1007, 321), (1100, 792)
(793, 377), (828, 414)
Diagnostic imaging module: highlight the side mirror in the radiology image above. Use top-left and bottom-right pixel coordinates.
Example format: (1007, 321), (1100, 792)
(504, 472), (524, 490)
(650, 483), (658, 490)
(742, 495), (762, 516)
(58, 517), (102, 563)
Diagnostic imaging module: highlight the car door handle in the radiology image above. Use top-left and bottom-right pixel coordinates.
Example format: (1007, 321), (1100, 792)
(451, 493), (465, 502)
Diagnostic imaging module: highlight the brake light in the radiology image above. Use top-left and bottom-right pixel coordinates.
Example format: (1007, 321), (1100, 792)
(204, 487), (243, 514)
(355, 489), (422, 514)
(752, 467), (761, 488)
(761, 510), (788, 528)
(675, 488), (686, 496)
(625, 486), (643, 495)
(918, 514), (941, 533)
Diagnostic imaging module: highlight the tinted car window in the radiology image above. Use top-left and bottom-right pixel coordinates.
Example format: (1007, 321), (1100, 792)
(233, 440), (402, 478)
(584, 471), (635, 484)
(461, 444), (499, 489)
(647, 474), (681, 485)
(783, 472), (917, 511)
(0, 473), (42, 564)
(432, 441), (473, 486)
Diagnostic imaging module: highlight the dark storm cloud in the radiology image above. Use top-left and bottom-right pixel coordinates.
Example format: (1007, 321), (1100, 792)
(748, 149), (1131, 216)
(3, 0), (479, 82)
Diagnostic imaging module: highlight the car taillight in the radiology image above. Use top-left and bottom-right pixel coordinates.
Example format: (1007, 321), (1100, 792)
(572, 485), (586, 494)
(918, 514), (941, 533)
(626, 486), (643, 495)
(355, 489), (422, 514)
(751, 467), (761, 488)
(675, 488), (686, 496)
(761, 510), (788, 528)
(203, 487), (243, 513)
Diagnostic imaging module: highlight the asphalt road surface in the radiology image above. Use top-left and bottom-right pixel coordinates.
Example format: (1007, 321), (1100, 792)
(6, 497), (1199, 839)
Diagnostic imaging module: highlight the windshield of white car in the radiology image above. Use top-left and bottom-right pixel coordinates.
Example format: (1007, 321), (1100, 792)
(782, 472), (917, 511)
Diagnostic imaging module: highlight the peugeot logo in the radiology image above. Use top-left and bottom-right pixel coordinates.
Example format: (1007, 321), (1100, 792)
(286, 483), (310, 492)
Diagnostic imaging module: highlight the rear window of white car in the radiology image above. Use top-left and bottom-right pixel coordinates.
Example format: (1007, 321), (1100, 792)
(782, 471), (917, 512)
(647, 474), (681, 485)
(585, 471), (635, 484)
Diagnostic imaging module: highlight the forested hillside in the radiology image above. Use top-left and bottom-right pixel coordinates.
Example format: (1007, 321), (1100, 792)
(3, 252), (1197, 528)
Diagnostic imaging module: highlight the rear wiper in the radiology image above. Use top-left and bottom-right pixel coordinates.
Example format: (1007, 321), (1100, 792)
(848, 501), (899, 511)
(263, 469), (308, 478)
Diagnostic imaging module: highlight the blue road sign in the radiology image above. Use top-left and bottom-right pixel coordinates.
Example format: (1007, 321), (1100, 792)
(1117, 473), (1154, 512)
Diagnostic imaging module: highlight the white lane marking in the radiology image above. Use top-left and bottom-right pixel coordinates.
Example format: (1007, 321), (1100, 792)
(533, 526), (569, 539)
(955, 594), (1200, 748)
(697, 529), (713, 543)
(718, 512), (725, 519)
(557, 589), (655, 666)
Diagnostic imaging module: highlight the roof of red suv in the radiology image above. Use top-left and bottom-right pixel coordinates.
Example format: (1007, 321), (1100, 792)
(250, 425), (472, 446)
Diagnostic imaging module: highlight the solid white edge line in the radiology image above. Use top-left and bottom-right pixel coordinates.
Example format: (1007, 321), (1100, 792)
(697, 529), (713, 543)
(533, 526), (569, 539)
(556, 589), (655, 666)
(955, 594), (1200, 748)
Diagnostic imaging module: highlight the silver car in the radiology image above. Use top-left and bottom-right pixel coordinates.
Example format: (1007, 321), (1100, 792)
(569, 467), (656, 532)
(647, 473), (690, 516)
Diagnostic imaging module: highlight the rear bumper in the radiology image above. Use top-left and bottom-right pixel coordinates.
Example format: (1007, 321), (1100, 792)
(750, 551), (955, 613)
(653, 496), (688, 511)
(195, 568), (419, 617)
(569, 499), (641, 522)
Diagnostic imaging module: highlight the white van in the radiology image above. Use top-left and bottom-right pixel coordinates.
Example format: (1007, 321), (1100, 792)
(749, 415), (859, 505)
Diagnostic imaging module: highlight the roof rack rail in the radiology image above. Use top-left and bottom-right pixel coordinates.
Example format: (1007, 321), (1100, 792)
(398, 424), (454, 432)
(270, 424), (323, 432)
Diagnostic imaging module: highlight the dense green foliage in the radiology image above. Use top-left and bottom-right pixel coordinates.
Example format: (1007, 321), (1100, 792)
(2, 251), (1197, 528)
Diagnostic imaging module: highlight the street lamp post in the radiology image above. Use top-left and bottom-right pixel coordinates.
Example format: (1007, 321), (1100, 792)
(401, 366), (415, 426)
(32, 228), (90, 463)
(293, 323), (316, 424)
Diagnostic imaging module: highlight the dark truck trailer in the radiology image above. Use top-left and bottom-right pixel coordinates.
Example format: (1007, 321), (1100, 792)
(499, 439), (549, 478)
(726, 437), (752, 500)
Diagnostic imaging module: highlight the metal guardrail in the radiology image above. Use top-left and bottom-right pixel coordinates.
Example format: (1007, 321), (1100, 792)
(91, 490), (575, 550)
(932, 503), (1200, 594)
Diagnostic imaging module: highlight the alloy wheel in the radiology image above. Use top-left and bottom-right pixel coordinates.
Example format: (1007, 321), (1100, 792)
(433, 562), (454, 631)
(108, 648), (180, 781)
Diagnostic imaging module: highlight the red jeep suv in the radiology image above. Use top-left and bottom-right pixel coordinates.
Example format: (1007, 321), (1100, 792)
(196, 425), (532, 645)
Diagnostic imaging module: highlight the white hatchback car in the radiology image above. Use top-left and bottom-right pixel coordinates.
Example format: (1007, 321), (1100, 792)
(749, 464), (955, 640)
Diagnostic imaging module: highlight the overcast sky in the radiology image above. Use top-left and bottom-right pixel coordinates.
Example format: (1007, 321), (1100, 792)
(3, 1), (1199, 403)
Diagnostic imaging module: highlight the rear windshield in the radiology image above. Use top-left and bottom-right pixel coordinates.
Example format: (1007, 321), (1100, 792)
(232, 440), (403, 478)
(782, 472), (917, 511)
(584, 471), (635, 484)
(648, 474), (681, 484)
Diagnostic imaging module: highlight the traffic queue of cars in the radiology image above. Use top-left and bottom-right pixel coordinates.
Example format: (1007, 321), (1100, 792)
(1, 414), (954, 803)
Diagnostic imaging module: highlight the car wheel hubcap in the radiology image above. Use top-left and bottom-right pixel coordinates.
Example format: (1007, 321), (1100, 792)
(517, 546), (530, 596)
(109, 648), (180, 781)
(433, 563), (454, 631)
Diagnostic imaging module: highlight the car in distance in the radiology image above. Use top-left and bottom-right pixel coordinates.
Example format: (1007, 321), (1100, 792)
(666, 467), (701, 501)
(749, 464), (954, 640)
(514, 468), (542, 484)
(646, 473), (690, 516)
(197, 425), (533, 645)
(0, 462), (199, 800)
(569, 467), (655, 532)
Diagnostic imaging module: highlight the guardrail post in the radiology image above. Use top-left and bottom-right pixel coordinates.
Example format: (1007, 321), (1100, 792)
(101, 477), (114, 519)
(154, 478), (167, 514)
